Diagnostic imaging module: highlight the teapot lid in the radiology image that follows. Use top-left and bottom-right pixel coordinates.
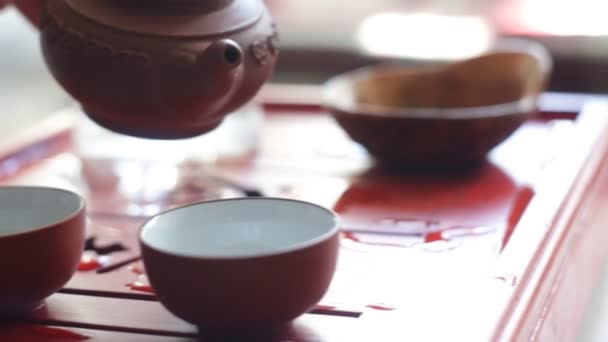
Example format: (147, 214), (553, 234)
(64, 0), (263, 38)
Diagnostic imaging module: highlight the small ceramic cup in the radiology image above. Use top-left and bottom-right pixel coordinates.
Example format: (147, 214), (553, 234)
(139, 197), (340, 340)
(0, 186), (86, 317)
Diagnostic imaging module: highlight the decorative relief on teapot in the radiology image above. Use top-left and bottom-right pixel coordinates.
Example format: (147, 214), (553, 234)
(250, 40), (269, 65)
(170, 49), (200, 65)
(41, 7), (151, 67)
(250, 23), (279, 66)
(268, 26), (280, 54)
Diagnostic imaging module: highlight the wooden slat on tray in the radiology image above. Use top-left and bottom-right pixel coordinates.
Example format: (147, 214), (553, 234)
(0, 324), (197, 341)
(26, 293), (196, 337)
(25, 293), (366, 342)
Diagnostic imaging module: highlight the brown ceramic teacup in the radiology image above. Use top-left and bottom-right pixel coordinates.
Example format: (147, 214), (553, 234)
(0, 186), (85, 317)
(138, 197), (340, 340)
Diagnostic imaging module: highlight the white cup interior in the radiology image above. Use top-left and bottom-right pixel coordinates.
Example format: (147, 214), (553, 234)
(0, 187), (83, 237)
(140, 198), (339, 258)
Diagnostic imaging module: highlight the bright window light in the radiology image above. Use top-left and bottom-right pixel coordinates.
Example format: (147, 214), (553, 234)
(357, 12), (495, 61)
(521, 0), (608, 36)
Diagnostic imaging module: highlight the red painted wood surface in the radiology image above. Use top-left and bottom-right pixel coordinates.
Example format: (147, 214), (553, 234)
(0, 324), (196, 341)
(525, 130), (608, 342)
(493, 101), (608, 341)
(0, 90), (607, 341)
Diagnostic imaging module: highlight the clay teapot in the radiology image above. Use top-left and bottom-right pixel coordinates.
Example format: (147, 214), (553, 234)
(38, 0), (278, 139)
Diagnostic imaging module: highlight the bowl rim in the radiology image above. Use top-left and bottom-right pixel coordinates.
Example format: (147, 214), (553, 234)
(321, 64), (540, 120)
(138, 197), (341, 260)
(0, 186), (85, 239)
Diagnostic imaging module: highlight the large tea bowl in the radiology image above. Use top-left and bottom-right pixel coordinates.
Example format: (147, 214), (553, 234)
(0, 186), (85, 317)
(138, 197), (340, 340)
(323, 39), (552, 170)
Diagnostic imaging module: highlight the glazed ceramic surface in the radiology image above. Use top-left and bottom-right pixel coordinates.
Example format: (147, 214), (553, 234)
(0, 186), (85, 317)
(139, 198), (339, 339)
(40, 0), (278, 139)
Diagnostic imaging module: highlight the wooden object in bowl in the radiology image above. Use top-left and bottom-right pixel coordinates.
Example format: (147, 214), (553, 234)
(323, 42), (552, 169)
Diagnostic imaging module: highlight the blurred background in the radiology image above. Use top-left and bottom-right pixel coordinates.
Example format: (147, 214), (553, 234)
(0, 5), (71, 133)
(266, 0), (608, 93)
(2, 0), (608, 124)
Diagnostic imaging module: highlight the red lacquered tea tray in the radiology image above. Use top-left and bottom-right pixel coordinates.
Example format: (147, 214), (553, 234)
(2, 86), (608, 341)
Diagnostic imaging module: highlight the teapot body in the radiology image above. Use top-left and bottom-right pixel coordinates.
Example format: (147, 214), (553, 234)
(40, 0), (278, 139)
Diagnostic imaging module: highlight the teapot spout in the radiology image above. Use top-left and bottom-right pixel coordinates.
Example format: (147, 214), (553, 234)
(204, 39), (243, 73)
(197, 38), (244, 101)
(189, 38), (244, 123)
